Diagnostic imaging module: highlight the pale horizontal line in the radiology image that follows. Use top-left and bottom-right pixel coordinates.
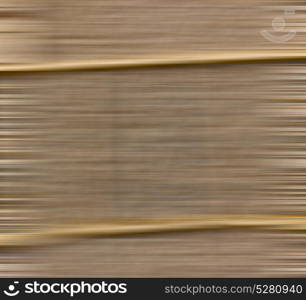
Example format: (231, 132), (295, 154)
(1, 50), (306, 73)
(2, 214), (306, 248)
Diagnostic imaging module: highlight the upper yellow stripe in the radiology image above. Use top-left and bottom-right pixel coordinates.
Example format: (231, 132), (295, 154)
(2, 50), (306, 73)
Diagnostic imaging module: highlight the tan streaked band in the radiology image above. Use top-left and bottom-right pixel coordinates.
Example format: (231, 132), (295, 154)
(1, 214), (306, 248)
(1, 50), (306, 73)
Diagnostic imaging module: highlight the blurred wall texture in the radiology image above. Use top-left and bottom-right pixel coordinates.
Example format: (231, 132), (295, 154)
(1, 0), (306, 277)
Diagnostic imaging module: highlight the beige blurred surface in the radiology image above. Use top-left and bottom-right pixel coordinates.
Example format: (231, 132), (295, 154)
(2, 0), (306, 277)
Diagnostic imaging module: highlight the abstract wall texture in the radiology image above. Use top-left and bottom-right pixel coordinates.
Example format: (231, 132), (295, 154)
(1, 0), (306, 277)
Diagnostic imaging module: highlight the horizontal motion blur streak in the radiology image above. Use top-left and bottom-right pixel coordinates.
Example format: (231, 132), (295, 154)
(2, 215), (306, 248)
(1, 50), (306, 72)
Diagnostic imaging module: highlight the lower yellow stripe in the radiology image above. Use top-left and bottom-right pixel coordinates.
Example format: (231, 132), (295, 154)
(2, 214), (306, 248)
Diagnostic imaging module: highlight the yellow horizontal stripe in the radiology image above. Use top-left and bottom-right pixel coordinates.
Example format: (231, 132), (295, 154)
(2, 50), (306, 72)
(2, 214), (306, 248)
